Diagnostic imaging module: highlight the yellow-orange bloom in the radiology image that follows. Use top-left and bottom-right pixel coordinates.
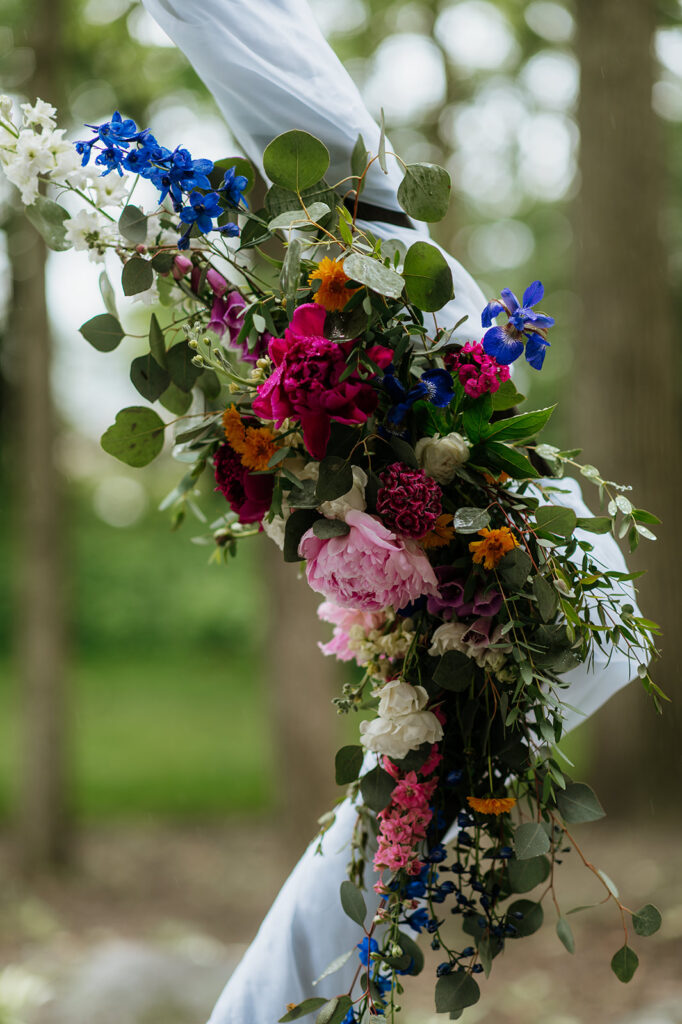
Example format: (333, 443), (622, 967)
(467, 796), (517, 816)
(308, 257), (358, 312)
(483, 470), (510, 485)
(421, 514), (456, 550)
(469, 526), (519, 570)
(240, 426), (279, 472)
(222, 404), (246, 452)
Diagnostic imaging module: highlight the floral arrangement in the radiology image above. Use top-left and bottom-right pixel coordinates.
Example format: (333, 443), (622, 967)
(2, 97), (664, 1023)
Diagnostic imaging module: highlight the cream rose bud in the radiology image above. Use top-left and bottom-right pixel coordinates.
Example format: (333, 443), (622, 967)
(360, 709), (443, 760)
(428, 621), (471, 657)
(415, 432), (470, 484)
(375, 679), (428, 719)
(319, 465), (368, 520)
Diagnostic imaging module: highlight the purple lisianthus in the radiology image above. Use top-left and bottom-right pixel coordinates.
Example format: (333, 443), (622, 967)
(481, 280), (554, 370)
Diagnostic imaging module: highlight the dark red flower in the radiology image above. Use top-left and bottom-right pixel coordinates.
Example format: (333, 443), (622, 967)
(376, 462), (442, 539)
(213, 443), (273, 524)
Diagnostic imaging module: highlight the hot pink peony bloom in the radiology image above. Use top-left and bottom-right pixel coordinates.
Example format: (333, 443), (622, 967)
(317, 601), (385, 661)
(252, 303), (393, 459)
(213, 443), (273, 524)
(299, 510), (439, 612)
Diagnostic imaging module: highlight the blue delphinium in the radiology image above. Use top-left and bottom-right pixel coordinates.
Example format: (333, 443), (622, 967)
(221, 165), (249, 208)
(356, 935), (378, 966)
(481, 280), (554, 370)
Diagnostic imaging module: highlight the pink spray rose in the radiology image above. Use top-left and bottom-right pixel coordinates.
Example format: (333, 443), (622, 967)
(299, 509), (439, 612)
(252, 303), (393, 459)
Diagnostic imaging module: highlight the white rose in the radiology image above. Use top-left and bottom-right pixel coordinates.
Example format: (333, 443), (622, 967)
(360, 710), (443, 760)
(415, 433), (470, 484)
(375, 679), (428, 719)
(428, 622), (471, 657)
(319, 465), (367, 520)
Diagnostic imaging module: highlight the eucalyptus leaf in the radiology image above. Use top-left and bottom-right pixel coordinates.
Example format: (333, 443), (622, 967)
(398, 163), (451, 222)
(576, 516), (612, 534)
(385, 931), (424, 976)
(556, 782), (605, 823)
(535, 505), (577, 538)
(118, 204), (148, 244)
(283, 508), (318, 562)
(130, 353), (170, 402)
(121, 256), (153, 296)
(98, 271), (117, 318)
(315, 996), (352, 1024)
(532, 574), (559, 621)
(434, 970), (480, 1013)
(268, 202), (330, 230)
(611, 945), (639, 983)
(506, 899), (544, 938)
(508, 854), (550, 892)
(498, 547), (532, 590)
(79, 313), (125, 353)
(351, 133), (370, 187)
(339, 880), (366, 927)
(100, 406), (165, 468)
(514, 822), (550, 860)
(632, 904), (662, 937)
(313, 949), (354, 986)
(335, 745), (363, 785)
(403, 241), (453, 312)
(149, 313), (166, 367)
(263, 130), (330, 191)
(360, 765), (395, 813)
(343, 251), (405, 299)
(556, 917), (575, 954)
(25, 195), (71, 250)
(388, 435), (419, 469)
(434, 651), (475, 691)
(278, 997), (328, 1022)
(453, 507), (490, 534)
(316, 456), (353, 502)
(281, 236), (303, 311)
(312, 518), (350, 539)
(159, 382), (192, 416)
(166, 341), (203, 392)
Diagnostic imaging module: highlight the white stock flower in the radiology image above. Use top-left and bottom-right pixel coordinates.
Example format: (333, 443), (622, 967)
(20, 98), (57, 131)
(375, 679), (428, 719)
(3, 157), (40, 204)
(415, 432), (470, 484)
(359, 709), (443, 760)
(64, 208), (114, 262)
(15, 129), (55, 171)
(319, 465), (368, 520)
(0, 94), (14, 121)
(90, 171), (130, 208)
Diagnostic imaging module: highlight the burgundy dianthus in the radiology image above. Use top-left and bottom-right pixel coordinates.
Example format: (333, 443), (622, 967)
(213, 442), (273, 524)
(376, 462), (442, 539)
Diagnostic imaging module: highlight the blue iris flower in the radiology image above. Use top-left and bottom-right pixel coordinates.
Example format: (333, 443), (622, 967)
(220, 165), (249, 208)
(179, 190), (223, 234)
(384, 366), (454, 425)
(357, 936), (378, 966)
(481, 280), (554, 370)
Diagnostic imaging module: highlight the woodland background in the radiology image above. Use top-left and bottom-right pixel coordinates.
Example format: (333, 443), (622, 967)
(0, 0), (680, 1021)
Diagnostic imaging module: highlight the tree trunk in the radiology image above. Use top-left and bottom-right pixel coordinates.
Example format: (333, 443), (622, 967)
(574, 0), (682, 812)
(13, 0), (70, 871)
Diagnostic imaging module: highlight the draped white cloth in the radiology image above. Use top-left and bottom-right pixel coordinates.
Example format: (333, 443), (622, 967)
(137, 3), (642, 1021)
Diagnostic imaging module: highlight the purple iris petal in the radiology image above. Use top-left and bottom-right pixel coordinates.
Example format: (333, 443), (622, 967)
(523, 311), (555, 328)
(524, 333), (550, 369)
(482, 326), (524, 365)
(500, 287), (520, 312)
(481, 299), (505, 328)
(522, 280), (544, 307)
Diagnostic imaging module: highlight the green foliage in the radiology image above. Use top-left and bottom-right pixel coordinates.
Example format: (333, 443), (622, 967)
(535, 504), (577, 538)
(79, 313), (125, 352)
(316, 456), (353, 502)
(453, 507), (490, 533)
(343, 251), (405, 299)
(434, 970), (480, 1013)
(100, 406), (165, 468)
(508, 854), (550, 892)
(611, 945), (639, 983)
(130, 352), (170, 402)
(24, 195), (71, 250)
(514, 822), (550, 859)
(632, 904), (662, 936)
(263, 130), (330, 191)
(506, 900), (544, 938)
(279, 998), (328, 1022)
(397, 163), (451, 222)
(556, 917), (575, 954)
(118, 204), (148, 244)
(312, 518), (350, 539)
(315, 996), (353, 1024)
(166, 340), (203, 392)
(339, 880), (366, 926)
(556, 782), (605, 823)
(403, 241), (453, 311)
(384, 931), (424, 976)
(360, 764), (395, 812)
(434, 651), (475, 691)
(335, 745), (363, 785)
(121, 255), (153, 295)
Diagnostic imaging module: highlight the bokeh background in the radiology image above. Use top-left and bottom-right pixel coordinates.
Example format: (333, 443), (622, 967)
(0, 0), (680, 1022)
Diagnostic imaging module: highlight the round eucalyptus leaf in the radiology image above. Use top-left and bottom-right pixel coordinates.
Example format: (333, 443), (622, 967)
(100, 406), (165, 468)
(506, 899), (544, 938)
(159, 382), (192, 416)
(435, 970), (480, 1013)
(118, 204), (148, 245)
(334, 745), (363, 785)
(611, 945), (639, 983)
(25, 195), (72, 251)
(632, 904), (662, 937)
(166, 341), (203, 393)
(130, 353), (170, 403)
(514, 822), (550, 860)
(556, 782), (605, 823)
(121, 256), (153, 296)
(453, 506), (490, 534)
(343, 252), (405, 299)
(263, 130), (330, 191)
(508, 854), (550, 892)
(403, 241), (453, 311)
(339, 880), (366, 927)
(397, 163), (451, 222)
(79, 313), (125, 353)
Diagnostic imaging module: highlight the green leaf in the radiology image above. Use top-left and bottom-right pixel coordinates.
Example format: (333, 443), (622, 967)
(385, 930), (424, 976)
(278, 997), (328, 1022)
(508, 855), (550, 892)
(632, 904), (662, 937)
(491, 379), (525, 411)
(398, 163), (451, 222)
(453, 507), (490, 534)
(283, 508), (318, 562)
(79, 313), (125, 353)
(118, 204), (148, 244)
(556, 917), (575, 954)
(335, 745), (363, 785)
(576, 516), (612, 534)
(486, 405), (555, 442)
(506, 899), (544, 938)
(434, 650), (475, 691)
(121, 256), (153, 296)
(25, 195), (71, 250)
(535, 504), (577, 538)
(281, 236), (303, 312)
(478, 440), (539, 479)
(556, 782), (605, 823)
(149, 313), (166, 367)
(265, 181), (336, 220)
(316, 456), (353, 502)
(434, 970), (480, 1013)
(403, 241), (453, 312)
(611, 945), (639, 983)
(313, 949), (354, 986)
(263, 130), (330, 191)
(514, 822), (550, 860)
(100, 406), (165, 468)
(532, 574), (559, 621)
(99, 271), (118, 318)
(166, 341), (203, 392)
(497, 547), (532, 590)
(339, 880), (366, 927)
(343, 252), (405, 299)
(130, 353), (170, 403)
(268, 202), (331, 230)
(159, 382), (192, 416)
(351, 133), (369, 190)
(360, 765), (395, 813)
(151, 251), (175, 273)
(312, 518), (350, 539)
(388, 435), (419, 469)
(462, 394), (493, 442)
(315, 996), (352, 1024)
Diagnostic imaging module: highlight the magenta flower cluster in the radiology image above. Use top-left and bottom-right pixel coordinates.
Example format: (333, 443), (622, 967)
(376, 463), (442, 539)
(213, 444), (273, 524)
(444, 340), (510, 399)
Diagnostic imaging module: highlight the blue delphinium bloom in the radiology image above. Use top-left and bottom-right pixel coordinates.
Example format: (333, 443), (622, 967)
(95, 111), (142, 144)
(406, 907), (430, 932)
(341, 1011), (357, 1024)
(384, 366), (454, 426)
(94, 145), (127, 176)
(179, 190), (222, 234)
(481, 280), (554, 370)
(220, 165), (249, 208)
(357, 936), (378, 966)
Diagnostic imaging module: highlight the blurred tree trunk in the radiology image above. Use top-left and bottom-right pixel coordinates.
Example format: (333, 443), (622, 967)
(13, 0), (70, 870)
(574, 0), (682, 812)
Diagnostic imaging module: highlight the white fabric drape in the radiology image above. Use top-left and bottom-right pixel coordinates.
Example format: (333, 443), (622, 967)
(137, 3), (642, 1021)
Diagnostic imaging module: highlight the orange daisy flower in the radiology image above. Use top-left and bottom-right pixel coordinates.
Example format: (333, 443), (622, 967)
(308, 257), (358, 312)
(222, 404), (246, 452)
(469, 526), (519, 569)
(240, 426), (279, 472)
(421, 514), (456, 550)
(467, 796), (517, 816)
(483, 471), (510, 485)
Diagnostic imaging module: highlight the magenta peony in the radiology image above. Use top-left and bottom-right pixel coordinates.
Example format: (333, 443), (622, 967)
(299, 509), (439, 612)
(252, 303), (393, 459)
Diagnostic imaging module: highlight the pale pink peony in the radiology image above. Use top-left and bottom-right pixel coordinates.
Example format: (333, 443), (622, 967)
(317, 601), (385, 661)
(299, 510), (439, 612)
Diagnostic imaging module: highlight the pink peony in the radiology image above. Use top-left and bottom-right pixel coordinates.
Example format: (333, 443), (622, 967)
(252, 303), (393, 459)
(299, 509), (439, 612)
(317, 601), (385, 661)
(213, 443), (273, 524)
